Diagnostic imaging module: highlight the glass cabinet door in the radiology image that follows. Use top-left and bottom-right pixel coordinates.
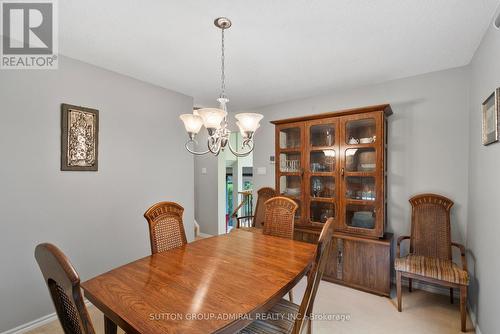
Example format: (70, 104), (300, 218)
(310, 176), (335, 199)
(345, 148), (376, 172)
(345, 204), (376, 229)
(340, 113), (382, 235)
(279, 152), (301, 172)
(345, 118), (376, 145)
(310, 150), (335, 172)
(306, 120), (338, 225)
(277, 123), (304, 223)
(345, 176), (376, 201)
(310, 124), (335, 147)
(280, 127), (301, 149)
(310, 201), (335, 224)
(279, 175), (302, 198)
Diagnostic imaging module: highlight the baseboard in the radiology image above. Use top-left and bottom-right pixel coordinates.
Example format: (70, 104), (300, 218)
(198, 232), (213, 238)
(468, 304), (482, 334)
(1, 300), (92, 334)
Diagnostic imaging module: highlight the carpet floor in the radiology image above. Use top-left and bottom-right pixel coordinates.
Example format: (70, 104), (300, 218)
(27, 279), (474, 334)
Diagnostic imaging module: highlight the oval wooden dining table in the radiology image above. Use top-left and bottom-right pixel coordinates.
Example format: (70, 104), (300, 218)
(81, 228), (316, 334)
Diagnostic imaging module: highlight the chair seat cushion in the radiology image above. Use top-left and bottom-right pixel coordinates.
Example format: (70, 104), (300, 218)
(238, 298), (299, 334)
(395, 255), (469, 285)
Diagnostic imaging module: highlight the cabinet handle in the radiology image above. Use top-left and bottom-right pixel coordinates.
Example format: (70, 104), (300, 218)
(337, 250), (343, 264)
(341, 168), (345, 176)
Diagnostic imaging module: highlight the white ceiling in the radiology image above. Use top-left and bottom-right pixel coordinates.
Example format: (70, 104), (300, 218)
(59, 0), (500, 110)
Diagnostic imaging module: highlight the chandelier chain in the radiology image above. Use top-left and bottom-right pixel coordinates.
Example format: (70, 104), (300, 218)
(220, 27), (226, 98)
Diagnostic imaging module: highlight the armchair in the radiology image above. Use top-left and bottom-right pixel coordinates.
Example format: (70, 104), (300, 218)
(395, 194), (469, 332)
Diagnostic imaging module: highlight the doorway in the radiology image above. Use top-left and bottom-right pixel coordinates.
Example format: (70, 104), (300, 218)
(222, 132), (254, 232)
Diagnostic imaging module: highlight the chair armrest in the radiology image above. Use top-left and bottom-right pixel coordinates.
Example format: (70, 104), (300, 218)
(397, 236), (411, 258)
(451, 242), (468, 271)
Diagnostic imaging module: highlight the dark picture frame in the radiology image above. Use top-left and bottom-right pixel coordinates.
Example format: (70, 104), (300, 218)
(61, 104), (99, 171)
(482, 88), (500, 146)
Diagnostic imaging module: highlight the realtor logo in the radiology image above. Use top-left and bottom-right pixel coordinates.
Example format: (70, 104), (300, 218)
(1, 0), (58, 69)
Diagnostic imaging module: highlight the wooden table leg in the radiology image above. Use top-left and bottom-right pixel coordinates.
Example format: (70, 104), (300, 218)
(104, 315), (117, 334)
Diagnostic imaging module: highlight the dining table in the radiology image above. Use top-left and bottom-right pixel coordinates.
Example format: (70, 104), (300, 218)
(81, 228), (317, 334)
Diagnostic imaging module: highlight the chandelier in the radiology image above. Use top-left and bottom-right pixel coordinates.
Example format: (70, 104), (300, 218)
(180, 17), (263, 157)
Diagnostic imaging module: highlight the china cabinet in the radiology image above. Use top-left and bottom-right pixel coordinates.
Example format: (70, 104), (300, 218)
(272, 104), (393, 296)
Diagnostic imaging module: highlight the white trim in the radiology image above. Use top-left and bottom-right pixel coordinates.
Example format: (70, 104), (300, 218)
(468, 304), (482, 334)
(198, 232), (213, 238)
(1, 300), (92, 334)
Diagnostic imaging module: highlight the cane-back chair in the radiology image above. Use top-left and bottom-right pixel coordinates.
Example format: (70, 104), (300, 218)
(236, 187), (277, 228)
(262, 196), (298, 301)
(262, 196), (298, 239)
(144, 201), (187, 254)
(35, 243), (96, 334)
(395, 194), (469, 332)
(239, 218), (334, 334)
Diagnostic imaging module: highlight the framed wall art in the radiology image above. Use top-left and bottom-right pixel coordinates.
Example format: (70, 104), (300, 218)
(482, 88), (500, 146)
(61, 104), (99, 171)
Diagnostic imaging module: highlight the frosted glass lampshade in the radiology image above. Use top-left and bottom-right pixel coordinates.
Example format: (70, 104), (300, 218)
(237, 121), (260, 138)
(234, 113), (263, 132)
(196, 108), (227, 129)
(179, 114), (203, 134)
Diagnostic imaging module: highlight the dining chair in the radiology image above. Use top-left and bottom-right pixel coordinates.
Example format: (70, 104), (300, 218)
(262, 196), (298, 301)
(236, 187), (277, 228)
(144, 201), (187, 254)
(239, 218), (334, 334)
(262, 196), (298, 239)
(35, 243), (96, 334)
(395, 194), (469, 332)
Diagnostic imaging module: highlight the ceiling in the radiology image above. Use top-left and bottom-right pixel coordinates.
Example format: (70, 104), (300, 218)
(59, 0), (500, 110)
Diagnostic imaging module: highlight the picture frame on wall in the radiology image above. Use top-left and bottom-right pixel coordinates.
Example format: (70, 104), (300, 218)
(482, 88), (500, 146)
(61, 104), (99, 171)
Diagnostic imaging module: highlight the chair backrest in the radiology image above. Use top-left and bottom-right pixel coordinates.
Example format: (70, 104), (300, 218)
(292, 218), (334, 334)
(253, 187), (277, 228)
(35, 243), (95, 334)
(409, 193), (453, 260)
(144, 201), (187, 254)
(262, 196), (298, 239)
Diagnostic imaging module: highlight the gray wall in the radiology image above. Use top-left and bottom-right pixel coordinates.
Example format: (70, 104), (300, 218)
(193, 129), (221, 236)
(0, 56), (194, 332)
(249, 67), (470, 250)
(467, 20), (500, 334)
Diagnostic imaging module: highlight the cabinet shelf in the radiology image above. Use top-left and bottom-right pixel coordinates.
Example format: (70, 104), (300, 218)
(279, 171), (302, 176)
(278, 147), (302, 153)
(309, 172), (333, 176)
(343, 171), (377, 177)
(309, 146), (336, 152)
(310, 197), (335, 203)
